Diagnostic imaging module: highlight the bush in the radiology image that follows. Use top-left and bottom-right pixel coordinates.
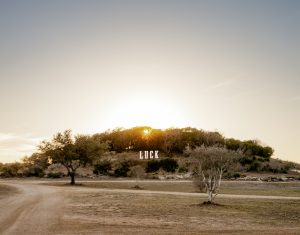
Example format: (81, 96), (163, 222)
(239, 156), (254, 166)
(23, 166), (45, 177)
(145, 160), (161, 173)
(247, 161), (261, 172)
(0, 163), (23, 177)
(114, 161), (130, 177)
(47, 172), (63, 178)
(223, 171), (241, 179)
(145, 159), (179, 173)
(160, 158), (179, 173)
(178, 166), (188, 173)
(93, 160), (112, 175)
(261, 164), (289, 174)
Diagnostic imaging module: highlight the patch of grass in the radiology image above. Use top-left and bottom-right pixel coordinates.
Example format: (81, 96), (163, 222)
(226, 199), (300, 225)
(63, 190), (300, 234)
(131, 185), (143, 190)
(220, 181), (300, 196)
(44, 180), (300, 197)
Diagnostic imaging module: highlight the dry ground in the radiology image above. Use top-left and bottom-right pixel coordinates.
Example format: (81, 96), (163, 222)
(0, 184), (18, 199)
(0, 180), (299, 234)
(46, 180), (300, 197)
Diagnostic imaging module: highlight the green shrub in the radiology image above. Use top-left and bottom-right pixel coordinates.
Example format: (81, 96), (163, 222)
(233, 173), (241, 178)
(224, 171), (241, 179)
(178, 166), (188, 173)
(93, 160), (112, 175)
(261, 164), (289, 174)
(160, 158), (179, 173)
(47, 172), (62, 178)
(24, 166), (45, 177)
(247, 161), (261, 172)
(239, 156), (254, 166)
(0, 163), (23, 177)
(114, 161), (130, 177)
(145, 160), (161, 173)
(146, 159), (179, 173)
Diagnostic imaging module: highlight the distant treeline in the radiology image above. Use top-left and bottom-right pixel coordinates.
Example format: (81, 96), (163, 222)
(0, 126), (280, 179)
(97, 126), (274, 159)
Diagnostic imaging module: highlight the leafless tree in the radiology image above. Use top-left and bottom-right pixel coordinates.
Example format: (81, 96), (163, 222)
(186, 146), (240, 204)
(130, 165), (145, 189)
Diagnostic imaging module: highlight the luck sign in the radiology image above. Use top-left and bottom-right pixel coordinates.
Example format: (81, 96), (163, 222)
(139, 150), (159, 160)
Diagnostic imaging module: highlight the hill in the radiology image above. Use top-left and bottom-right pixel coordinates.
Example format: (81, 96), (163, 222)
(0, 126), (299, 180)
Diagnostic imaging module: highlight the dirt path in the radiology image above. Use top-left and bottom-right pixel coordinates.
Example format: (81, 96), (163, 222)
(0, 182), (65, 235)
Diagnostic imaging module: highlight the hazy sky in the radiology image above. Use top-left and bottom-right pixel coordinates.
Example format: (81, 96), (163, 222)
(0, 0), (299, 163)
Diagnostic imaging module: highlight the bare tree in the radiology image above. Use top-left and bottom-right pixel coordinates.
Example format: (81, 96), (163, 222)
(186, 146), (240, 204)
(130, 165), (145, 189)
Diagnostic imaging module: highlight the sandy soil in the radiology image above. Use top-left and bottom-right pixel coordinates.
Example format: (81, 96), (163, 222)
(0, 182), (65, 235)
(0, 180), (299, 235)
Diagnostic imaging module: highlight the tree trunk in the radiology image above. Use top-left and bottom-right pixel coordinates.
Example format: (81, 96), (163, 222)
(208, 190), (213, 203)
(70, 172), (75, 185)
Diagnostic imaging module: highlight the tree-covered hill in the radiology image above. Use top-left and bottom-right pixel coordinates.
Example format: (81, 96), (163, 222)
(0, 126), (299, 180)
(98, 126), (273, 160)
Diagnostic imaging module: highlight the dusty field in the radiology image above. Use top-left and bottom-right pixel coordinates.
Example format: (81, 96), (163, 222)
(45, 180), (300, 197)
(0, 180), (300, 234)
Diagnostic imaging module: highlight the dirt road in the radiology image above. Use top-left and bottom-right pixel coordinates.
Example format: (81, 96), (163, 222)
(0, 180), (299, 234)
(0, 182), (64, 235)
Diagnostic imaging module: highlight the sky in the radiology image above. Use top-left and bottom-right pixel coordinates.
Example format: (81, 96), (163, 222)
(0, 0), (299, 163)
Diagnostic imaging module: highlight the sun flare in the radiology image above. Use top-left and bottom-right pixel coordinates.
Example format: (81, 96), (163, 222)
(105, 93), (188, 130)
(143, 129), (150, 135)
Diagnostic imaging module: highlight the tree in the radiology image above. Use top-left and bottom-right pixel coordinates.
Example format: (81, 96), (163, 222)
(241, 140), (273, 160)
(225, 138), (242, 151)
(39, 130), (107, 185)
(0, 162), (23, 177)
(162, 128), (182, 155)
(186, 146), (240, 204)
(130, 165), (145, 189)
(22, 153), (49, 177)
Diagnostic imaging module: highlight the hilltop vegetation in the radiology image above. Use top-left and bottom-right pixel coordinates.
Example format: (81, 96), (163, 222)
(0, 126), (299, 180)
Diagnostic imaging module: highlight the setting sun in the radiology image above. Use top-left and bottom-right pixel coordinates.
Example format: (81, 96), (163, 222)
(104, 92), (188, 130)
(143, 129), (150, 135)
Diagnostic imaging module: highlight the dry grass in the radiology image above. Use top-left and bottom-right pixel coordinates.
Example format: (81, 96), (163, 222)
(60, 189), (300, 234)
(46, 180), (300, 196)
(220, 181), (300, 196)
